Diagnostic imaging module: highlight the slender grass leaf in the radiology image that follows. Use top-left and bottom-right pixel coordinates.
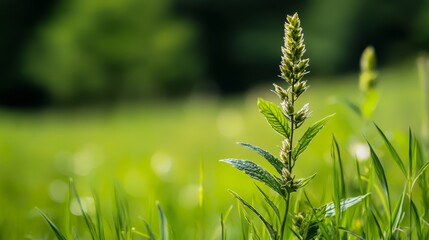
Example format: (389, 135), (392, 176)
(411, 199), (422, 239)
(339, 98), (362, 117)
(70, 179), (98, 240)
(157, 202), (169, 240)
(142, 220), (156, 240)
(354, 158), (364, 195)
(374, 124), (407, 177)
(257, 98), (290, 138)
(412, 161), (429, 190)
(221, 159), (283, 196)
(293, 114), (334, 160)
(367, 141), (391, 217)
(331, 136), (344, 224)
(370, 210), (384, 240)
(391, 187), (406, 233)
(255, 184), (280, 220)
(409, 129), (413, 178)
(92, 190), (105, 240)
(37, 208), (67, 240)
(113, 185), (131, 240)
(229, 190), (277, 240)
(324, 193), (370, 217)
(238, 142), (284, 175)
(338, 227), (365, 240)
(220, 205), (234, 240)
(132, 228), (152, 239)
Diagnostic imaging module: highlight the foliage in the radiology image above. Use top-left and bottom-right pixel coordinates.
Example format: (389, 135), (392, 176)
(222, 13), (369, 239)
(24, 0), (200, 103)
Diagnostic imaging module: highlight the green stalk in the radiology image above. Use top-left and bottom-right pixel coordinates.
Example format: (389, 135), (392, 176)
(281, 193), (291, 240)
(281, 99), (295, 240)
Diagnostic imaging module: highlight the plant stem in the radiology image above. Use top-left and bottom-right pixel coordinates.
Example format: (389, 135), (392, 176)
(280, 193), (291, 240)
(281, 96), (295, 240)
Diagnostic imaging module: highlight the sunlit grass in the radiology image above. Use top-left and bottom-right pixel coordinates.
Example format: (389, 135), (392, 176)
(0, 60), (424, 238)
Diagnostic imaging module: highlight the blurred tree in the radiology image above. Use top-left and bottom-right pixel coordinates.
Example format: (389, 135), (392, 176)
(24, 0), (202, 104)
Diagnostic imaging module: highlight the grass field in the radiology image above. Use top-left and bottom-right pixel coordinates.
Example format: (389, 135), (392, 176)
(0, 60), (426, 239)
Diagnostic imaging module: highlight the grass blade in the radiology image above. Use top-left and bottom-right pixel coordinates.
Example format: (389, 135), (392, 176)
(113, 185), (131, 240)
(411, 199), (422, 239)
(391, 186), (406, 234)
(92, 189), (105, 240)
(367, 141), (391, 217)
(229, 190), (277, 240)
(338, 227), (365, 240)
(370, 210), (384, 240)
(238, 142), (284, 175)
(221, 159), (284, 196)
(255, 184), (280, 220)
(412, 161), (429, 189)
(257, 98), (290, 138)
(374, 123), (407, 177)
(70, 179), (98, 240)
(324, 193), (370, 218)
(37, 208), (67, 240)
(143, 220), (156, 240)
(157, 202), (169, 240)
(293, 114), (334, 160)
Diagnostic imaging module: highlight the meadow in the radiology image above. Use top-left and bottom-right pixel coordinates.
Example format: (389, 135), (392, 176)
(0, 59), (426, 239)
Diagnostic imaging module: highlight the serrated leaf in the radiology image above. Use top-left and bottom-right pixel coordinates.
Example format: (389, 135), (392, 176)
(229, 190), (277, 240)
(257, 98), (290, 138)
(324, 193), (370, 217)
(374, 124), (407, 177)
(221, 159), (283, 196)
(238, 142), (284, 175)
(293, 114), (334, 160)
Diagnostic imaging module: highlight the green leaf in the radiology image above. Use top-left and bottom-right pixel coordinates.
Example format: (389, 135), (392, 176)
(293, 114), (334, 160)
(257, 98), (290, 138)
(238, 142), (284, 175)
(221, 159), (283, 196)
(255, 184), (280, 220)
(143, 220), (156, 240)
(374, 124), (406, 177)
(412, 161), (429, 189)
(391, 187), (406, 233)
(367, 141), (391, 217)
(338, 227), (366, 240)
(370, 210), (384, 239)
(37, 208), (67, 240)
(229, 190), (277, 240)
(294, 173), (317, 190)
(324, 193), (370, 217)
(411, 199), (422, 239)
(157, 202), (169, 240)
(70, 179), (98, 240)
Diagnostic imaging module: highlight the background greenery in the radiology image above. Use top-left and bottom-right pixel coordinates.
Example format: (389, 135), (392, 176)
(1, 0), (429, 105)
